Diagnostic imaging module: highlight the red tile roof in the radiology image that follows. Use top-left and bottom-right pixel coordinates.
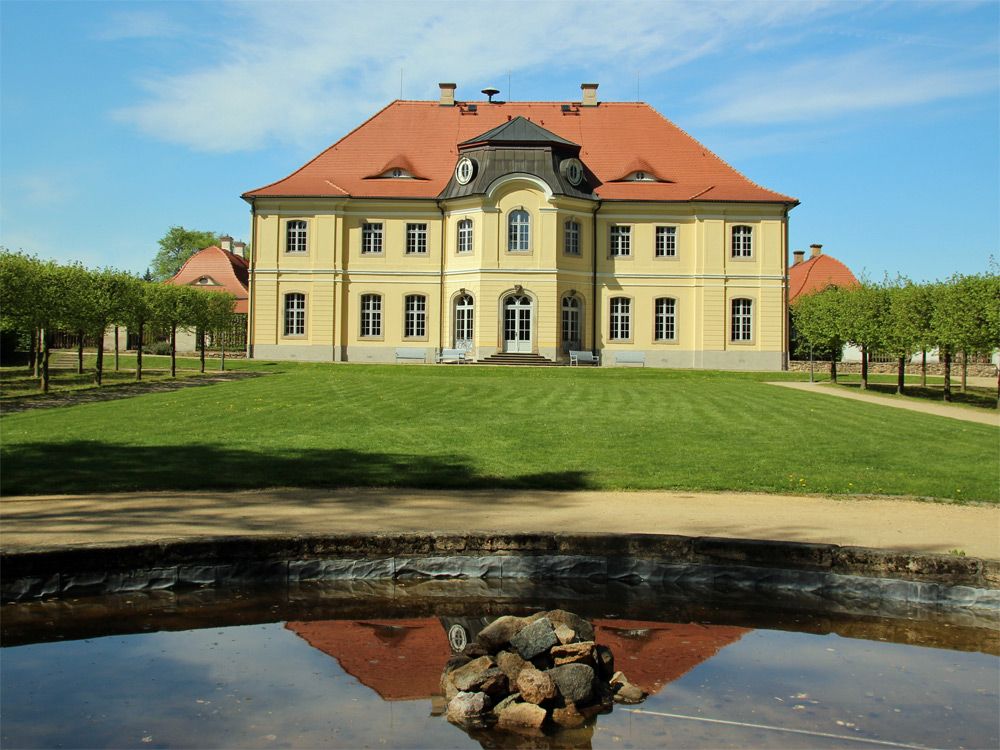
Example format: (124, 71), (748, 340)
(788, 252), (860, 303)
(244, 101), (796, 204)
(166, 245), (249, 314)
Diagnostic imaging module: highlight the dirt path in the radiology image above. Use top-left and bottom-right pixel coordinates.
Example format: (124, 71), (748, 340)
(2, 488), (997, 559)
(768, 381), (999, 426)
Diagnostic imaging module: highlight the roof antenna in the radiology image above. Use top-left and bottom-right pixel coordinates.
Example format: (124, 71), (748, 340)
(482, 87), (500, 103)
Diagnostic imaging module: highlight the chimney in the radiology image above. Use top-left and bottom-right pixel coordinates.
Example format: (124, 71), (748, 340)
(581, 83), (599, 106)
(232, 241), (246, 259)
(792, 250), (805, 266)
(438, 82), (456, 106)
(219, 235), (233, 252)
(810, 243), (823, 258)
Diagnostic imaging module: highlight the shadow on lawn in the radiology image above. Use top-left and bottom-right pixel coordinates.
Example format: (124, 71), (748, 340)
(832, 381), (997, 410)
(3, 441), (592, 495)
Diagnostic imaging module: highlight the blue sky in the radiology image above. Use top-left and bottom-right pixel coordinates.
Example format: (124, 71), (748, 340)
(2, 0), (997, 282)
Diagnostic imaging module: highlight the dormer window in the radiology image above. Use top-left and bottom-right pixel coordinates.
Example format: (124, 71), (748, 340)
(624, 171), (657, 182)
(378, 167), (414, 179)
(194, 276), (217, 286)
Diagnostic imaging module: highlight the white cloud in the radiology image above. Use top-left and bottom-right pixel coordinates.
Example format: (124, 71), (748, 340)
(11, 173), (76, 207)
(95, 9), (184, 41)
(692, 47), (998, 126)
(112, 0), (840, 153)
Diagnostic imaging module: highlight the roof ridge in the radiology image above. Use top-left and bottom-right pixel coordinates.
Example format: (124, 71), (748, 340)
(243, 100), (400, 198)
(645, 103), (797, 204)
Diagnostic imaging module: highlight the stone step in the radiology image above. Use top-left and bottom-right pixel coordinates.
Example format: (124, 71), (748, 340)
(475, 353), (560, 366)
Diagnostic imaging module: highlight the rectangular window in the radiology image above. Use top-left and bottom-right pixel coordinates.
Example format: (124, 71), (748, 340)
(655, 226), (677, 258)
(564, 220), (580, 256)
(609, 225), (631, 257)
(405, 295), (426, 338)
(360, 294), (382, 337)
(457, 220), (473, 254)
(362, 223), (383, 254)
(732, 225), (753, 258)
(655, 298), (676, 341)
(406, 223), (427, 254)
(284, 293), (305, 336)
(609, 297), (631, 340)
(731, 298), (753, 342)
(286, 221), (307, 254)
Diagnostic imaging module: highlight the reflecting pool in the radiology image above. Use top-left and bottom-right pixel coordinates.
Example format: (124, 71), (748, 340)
(2, 580), (997, 749)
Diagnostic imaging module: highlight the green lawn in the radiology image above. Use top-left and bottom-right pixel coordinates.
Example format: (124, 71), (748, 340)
(1, 361), (996, 502)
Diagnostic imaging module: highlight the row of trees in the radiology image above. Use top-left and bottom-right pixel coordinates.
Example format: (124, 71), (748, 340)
(0, 250), (237, 392)
(791, 273), (1000, 402)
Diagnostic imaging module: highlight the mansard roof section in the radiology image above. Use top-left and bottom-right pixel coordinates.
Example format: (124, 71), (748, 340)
(459, 116), (580, 150)
(242, 101), (796, 204)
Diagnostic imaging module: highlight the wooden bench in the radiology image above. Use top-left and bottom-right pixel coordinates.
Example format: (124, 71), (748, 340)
(614, 351), (646, 367)
(395, 347), (428, 364)
(569, 350), (600, 366)
(436, 348), (469, 364)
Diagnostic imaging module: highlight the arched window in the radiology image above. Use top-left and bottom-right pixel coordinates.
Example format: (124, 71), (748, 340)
(360, 294), (382, 337)
(404, 294), (427, 338)
(654, 298), (676, 341)
(732, 225), (753, 258)
(508, 210), (530, 252)
(457, 219), (473, 254)
(454, 294), (474, 349)
(284, 293), (305, 336)
(731, 298), (753, 341)
(609, 297), (631, 340)
(564, 220), (580, 256)
(561, 295), (581, 351)
(286, 220), (307, 253)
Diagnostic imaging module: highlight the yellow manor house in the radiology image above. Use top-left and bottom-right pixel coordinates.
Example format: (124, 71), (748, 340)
(243, 83), (798, 369)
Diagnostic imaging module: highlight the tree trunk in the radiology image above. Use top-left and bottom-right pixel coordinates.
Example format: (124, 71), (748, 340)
(33, 328), (41, 377)
(960, 351), (968, 392)
(170, 324), (177, 378)
(77, 331), (85, 374)
(897, 356), (905, 395)
(860, 345), (868, 390)
(830, 358), (837, 383)
(27, 327), (37, 374)
(996, 364), (999, 407)
(199, 329), (206, 373)
(95, 340), (104, 385)
(136, 322), (144, 381)
(921, 350), (927, 387)
(221, 338), (226, 371)
(942, 347), (952, 402)
(40, 328), (51, 393)
(114, 326), (120, 371)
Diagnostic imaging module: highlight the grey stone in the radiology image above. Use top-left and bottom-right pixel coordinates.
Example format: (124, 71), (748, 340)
(477, 615), (527, 651)
(516, 668), (557, 704)
(554, 623), (576, 644)
(492, 693), (521, 716)
(613, 682), (646, 704)
(496, 650), (529, 682)
(544, 610), (595, 641)
(510, 616), (558, 659)
(447, 691), (489, 725)
(549, 663), (595, 704)
(451, 655), (496, 692)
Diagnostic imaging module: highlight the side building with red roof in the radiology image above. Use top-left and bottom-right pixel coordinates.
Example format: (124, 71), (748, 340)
(243, 82), (798, 369)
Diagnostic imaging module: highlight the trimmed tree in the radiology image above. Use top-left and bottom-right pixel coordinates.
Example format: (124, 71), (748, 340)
(842, 282), (889, 391)
(205, 292), (238, 371)
(791, 286), (848, 382)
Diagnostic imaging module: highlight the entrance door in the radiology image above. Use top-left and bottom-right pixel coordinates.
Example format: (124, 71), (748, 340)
(503, 294), (532, 353)
(454, 294), (474, 350)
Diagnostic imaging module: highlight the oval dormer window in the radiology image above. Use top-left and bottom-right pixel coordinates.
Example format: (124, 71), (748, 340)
(625, 171), (656, 182)
(379, 167), (413, 179)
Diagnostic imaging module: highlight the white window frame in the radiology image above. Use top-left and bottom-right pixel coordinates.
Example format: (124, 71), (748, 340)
(655, 226), (677, 259)
(561, 295), (581, 348)
(405, 223), (428, 255)
(564, 219), (581, 256)
(283, 293), (306, 337)
(361, 222), (383, 255)
(360, 294), (382, 338)
(286, 220), (307, 254)
(609, 225), (631, 257)
(508, 209), (530, 252)
(457, 219), (473, 254)
(404, 294), (427, 339)
(609, 297), (631, 341)
(731, 225), (753, 259)
(731, 298), (753, 342)
(654, 297), (677, 341)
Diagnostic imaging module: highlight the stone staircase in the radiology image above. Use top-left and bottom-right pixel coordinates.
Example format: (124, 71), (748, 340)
(474, 352), (560, 367)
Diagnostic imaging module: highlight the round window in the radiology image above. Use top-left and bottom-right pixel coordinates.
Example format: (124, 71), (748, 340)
(455, 157), (476, 185)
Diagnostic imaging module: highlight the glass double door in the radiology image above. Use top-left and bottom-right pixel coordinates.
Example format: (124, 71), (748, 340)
(503, 295), (532, 353)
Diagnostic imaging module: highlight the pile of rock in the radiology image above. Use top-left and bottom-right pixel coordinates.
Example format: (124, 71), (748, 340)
(442, 609), (646, 733)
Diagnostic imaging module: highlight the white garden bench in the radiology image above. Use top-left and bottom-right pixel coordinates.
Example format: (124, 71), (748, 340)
(614, 351), (646, 367)
(436, 348), (469, 364)
(395, 347), (428, 363)
(569, 350), (600, 366)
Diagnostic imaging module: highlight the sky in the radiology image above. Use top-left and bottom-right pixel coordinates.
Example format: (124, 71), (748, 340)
(1, 0), (997, 282)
